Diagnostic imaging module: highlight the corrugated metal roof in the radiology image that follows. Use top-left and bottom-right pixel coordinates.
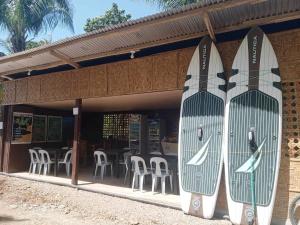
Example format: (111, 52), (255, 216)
(0, 0), (299, 77)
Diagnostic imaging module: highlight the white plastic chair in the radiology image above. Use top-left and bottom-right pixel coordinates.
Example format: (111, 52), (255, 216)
(58, 150), (72, 176)
(119, 151), (132, 184)
(38, 150), (55, 175)
(59, 147), (72, 160)
(131, 156), (152, 192)
(94, 150), (113, 180)
(150, 157), (173, 195)
(28, 149), (41, 174)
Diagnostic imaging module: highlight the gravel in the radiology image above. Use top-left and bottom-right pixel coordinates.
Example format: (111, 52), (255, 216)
(0, 175), (231, 225)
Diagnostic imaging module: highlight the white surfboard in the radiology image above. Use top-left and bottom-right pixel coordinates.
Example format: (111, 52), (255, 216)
(223, 27), (282, 225)
(178, 36), (226, 219)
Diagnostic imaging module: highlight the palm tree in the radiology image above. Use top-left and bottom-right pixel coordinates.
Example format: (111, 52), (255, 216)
(144, 0), (199, 10)
(0, 0), (74, 53)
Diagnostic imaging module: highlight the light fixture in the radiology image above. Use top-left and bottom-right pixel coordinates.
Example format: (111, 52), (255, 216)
(27, 70), (32, 76)
(0, 122), (3, 130)
(1, 75), (14, 80)
(130, 50), (135, 59)
(73, 107), (79, 115)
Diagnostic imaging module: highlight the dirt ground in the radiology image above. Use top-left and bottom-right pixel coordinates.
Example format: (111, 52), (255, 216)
(0, 175), (231, 225)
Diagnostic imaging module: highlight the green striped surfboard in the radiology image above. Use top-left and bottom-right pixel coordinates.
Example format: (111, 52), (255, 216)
(223, 27), (282, 225)
(178, 36), (226, 219)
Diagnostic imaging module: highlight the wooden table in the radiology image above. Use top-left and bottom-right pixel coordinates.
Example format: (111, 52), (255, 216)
(128, 154), (179, 194)
(45, 148), (68, 176)
(104, 149), (130, 178)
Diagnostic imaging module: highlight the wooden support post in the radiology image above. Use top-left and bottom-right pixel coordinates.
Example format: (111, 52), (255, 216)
(2, 105), (13, 173)
(0, 106), (5, 172)
(71, 99), (82, 185)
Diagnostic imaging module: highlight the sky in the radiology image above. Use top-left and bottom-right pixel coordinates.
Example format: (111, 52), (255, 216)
(0, 0), (160, 53)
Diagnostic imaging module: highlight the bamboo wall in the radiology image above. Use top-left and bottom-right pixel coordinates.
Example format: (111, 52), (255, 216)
(1, 27), (300, 224)
(1, 49), (188, 105)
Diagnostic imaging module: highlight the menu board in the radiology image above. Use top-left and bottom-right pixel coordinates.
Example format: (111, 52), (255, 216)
(12, 112), (33, 144)
(32, 115), (47, 143)
(47, 116), (62, 142)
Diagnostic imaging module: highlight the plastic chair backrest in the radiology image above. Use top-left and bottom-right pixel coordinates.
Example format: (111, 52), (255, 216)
(123, 151), (132, 164)
(63, 150), (72, 163)
(149, 151), (162, 155)
(131, 156), (147, 175)
(38, 150), (51, 163)
(150, 157), (168, 176)
(29, 149), (40, 163)
(94, 150), (107, 164)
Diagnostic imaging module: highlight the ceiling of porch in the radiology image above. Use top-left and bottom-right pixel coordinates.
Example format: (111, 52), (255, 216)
(29, 90), (182, 112)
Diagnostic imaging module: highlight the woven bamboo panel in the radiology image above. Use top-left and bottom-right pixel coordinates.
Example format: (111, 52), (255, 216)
(270, 29), (300, 81)
(50, 72), (71, 101)
(27, 76), (41, 103)
(217, 40), (241, 78)
(40, 74), (56, 101)
(128, 57), (153, 93)
(70, 68), (90, 99)
(107, 61), (129, 95)
(15, 79), (27, 104)
(178, 47), (194, 89)
(58, 71), (72, 100)
(152, 51), (178, 91)
(282, 81), (300, 158)
(89, 65), (107, 97)
(78, 68), (90, 98)
(2, 81), (15, 104)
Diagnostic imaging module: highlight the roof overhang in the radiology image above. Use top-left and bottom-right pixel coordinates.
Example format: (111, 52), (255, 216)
(0, 0), (299, 78)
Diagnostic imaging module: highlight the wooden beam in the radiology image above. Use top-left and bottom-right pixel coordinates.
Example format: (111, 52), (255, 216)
(0, 61), (64, 77)
(203, 12), (216, 42)
(71, 99), (82, 185)
(0, 0), (268, 65)
(49, 50), (81, 69)
(215, 11), (300, 36)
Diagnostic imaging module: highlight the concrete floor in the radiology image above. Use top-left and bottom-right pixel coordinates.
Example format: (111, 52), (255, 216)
(11, 168), (180, 209)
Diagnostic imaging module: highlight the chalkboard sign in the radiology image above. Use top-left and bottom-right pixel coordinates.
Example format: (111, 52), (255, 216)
(12, 112), (33, 144)
(47, 116), (62, 142)
(32, 115), (47, 143)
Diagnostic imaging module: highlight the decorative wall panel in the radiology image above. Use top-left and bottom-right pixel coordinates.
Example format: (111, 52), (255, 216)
(107, 61), (129, 95)
(15, 79), (27, 104)
(178, 48), (194, 89)
(152, 51), (178, 91)
(27, 76), (41, 103)
(89, 65), (107, 97)
(128, 57), (153, 93)
(2, 81), (15, 104)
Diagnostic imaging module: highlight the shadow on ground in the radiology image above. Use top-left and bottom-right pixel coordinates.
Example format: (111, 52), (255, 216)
(0, 215), (28, 223)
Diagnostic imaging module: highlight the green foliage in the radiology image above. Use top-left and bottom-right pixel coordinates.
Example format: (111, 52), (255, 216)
(25, 39), (50, 50)
(144, 0), (200, 9)
(0, 38), (50, 54)
(0, 0), (74, 53)
(84, 3), (131, 33)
